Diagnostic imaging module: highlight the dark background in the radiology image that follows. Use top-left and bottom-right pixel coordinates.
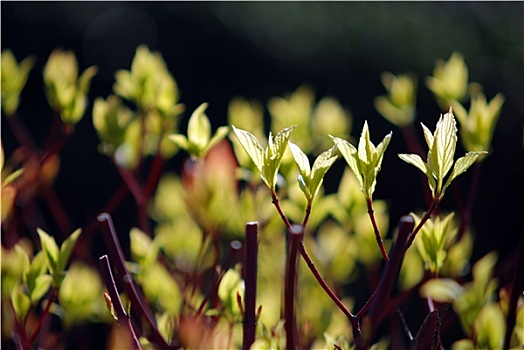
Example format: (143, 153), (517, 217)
(2, 0), (523, 313)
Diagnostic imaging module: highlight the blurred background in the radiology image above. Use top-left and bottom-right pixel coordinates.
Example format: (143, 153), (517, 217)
(2, 1), (523, 281)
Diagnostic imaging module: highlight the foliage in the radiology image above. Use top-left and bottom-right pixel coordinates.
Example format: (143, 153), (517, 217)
(1, 45), (521, 350)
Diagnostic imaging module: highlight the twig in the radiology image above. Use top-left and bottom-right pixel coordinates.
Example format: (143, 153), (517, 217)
(243, 222), (259, 350)
(285, 225), (303, 350)
(357, 215), (414, 350)
(503, 224), (524, 349)
(97, 213), (177, 349)
(29, 288), (57, 344)
(271, 192), (360, 336)
(99, 255), (142, 349)
(366, 198), (389, 261)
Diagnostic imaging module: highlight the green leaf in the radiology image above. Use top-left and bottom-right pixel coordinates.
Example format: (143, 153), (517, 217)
(309, 146), (338, 200)
(332, 122), (391, 200)
(168, 134), (191, 151)
(332, 137), (362, 190)
(288, 142), (311, 177)
(58, 228), (81, 272)
(204, 126), (230, 155)
(443, 151), (486, 193)
(420, 278), (465, 303)
(399, 108), (484, 202)
(288, 143), (337, 202)
(399, 153), (437, 196)
(11, 285), (31, 321)
(26, 251), (48, 295)
(37, 228), (59, 274)
(30, 275), (52, 302)
(427, 109), (457, 189)
(264, 125), (296, 190)
(187, 103), (211, 150)
(231, 126), (265, 173)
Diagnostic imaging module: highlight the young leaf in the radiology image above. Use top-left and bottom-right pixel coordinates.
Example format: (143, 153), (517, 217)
(169, 103), (229, 159)
(263, 126), (295, 190)
(288, 142), (337, 202)
(37, 228), (59, 274)
(25, 251), (49, 298)
(11, 286), (31, 321)
(231, 126), (265, 173)
(30, 275), (52, 303)
(399, 108), (486, 202)
(232, 125), (295, 191)
(332, 121), (392, 200)
(288, 142), (311, 177)
(426, 110), (457, 189)
(58, 228), (81, 272)
(187, 103), (212, 150)
(443, 151), (486, 192)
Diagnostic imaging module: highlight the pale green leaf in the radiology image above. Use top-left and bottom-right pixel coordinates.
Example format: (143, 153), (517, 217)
(398, 153), (428, 176)
(421, 123), (434, 149)
(420, 278), (465, 302)
(58, 228), (81, 272)
(472, 252), (498, 289)
(11, 286), (31, 320)
(443, 151), (486, 194)
(428, 110), (457, 185)
(451, 339), (475, 350)
(168, 134), (191, 151)
(187, 103), (211, 149)
(30, 275), (52, 302)
(288, 142), (311, 177)
(26, 251), (48, 293)
(332, 136), (363, 190)
(231, 126), (265, 173)
(37, 228), (59, 274)
(399, 153), (437, 196)
(357, 121), (374, 164)
(309, 147), (338, 198)
(204, 126), (230, 155)
(264, 125), (295, 189)
(269, 125), (295, 159)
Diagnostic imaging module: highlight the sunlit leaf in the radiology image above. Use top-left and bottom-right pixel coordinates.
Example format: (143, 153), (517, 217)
(443, 151), (487, 192)
(37, 228), (59, 274)
(187, 103), (212, 150)
(11, 285), (31, 321)
(288, 142), (311, 177)
(420, 278), (464, 302)
(231, 126), (264, 173)
(58, 228), (81, 272)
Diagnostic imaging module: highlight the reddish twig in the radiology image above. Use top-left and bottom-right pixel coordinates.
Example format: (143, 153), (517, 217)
(366, 198), (389, 261)
(242, 222), (259, 350)
(285, 225), (303, 350)
(99, 255), (142, 349)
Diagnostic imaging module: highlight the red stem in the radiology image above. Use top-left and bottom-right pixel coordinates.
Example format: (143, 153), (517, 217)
(271, 191), (292, 228)
(285, 225), (302, 350)
(242, 222), (259, 350)
(99, 255), (142, 349)
(29, 288), (57, 344)
(97, 213), (176, 349)
(404, 200), (439, 252)
(366, 198), (389, 261)
(271, 191), (360, 336)
(302, 202), (312, 227)
(503, 224), (524, 349)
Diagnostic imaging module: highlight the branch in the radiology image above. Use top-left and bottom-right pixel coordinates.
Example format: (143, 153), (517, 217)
(97, 213), (177, 349)
(366, 198), (389, 261)
(243, 222), (259, 350)
(285, 225), (303, 350)
(99, 255), (142, 350)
